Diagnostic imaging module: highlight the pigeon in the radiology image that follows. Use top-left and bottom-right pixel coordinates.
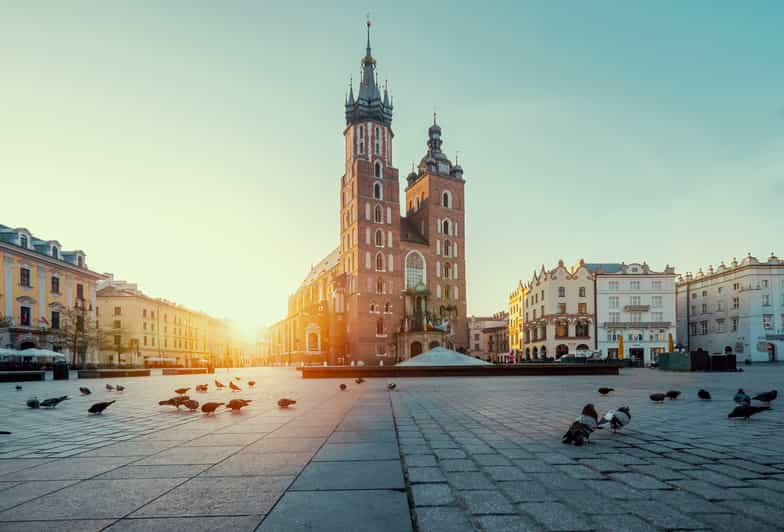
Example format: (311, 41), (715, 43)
(195, 384), (208, 393)
(248, 381), (256, 387)
(226, 399), (251, 411)
(229, 381), (241, 392)
(599, 406), (631, 433)
(15, 385), (22, 391)
(201, 402), (223, 414)
(388, 383), (397, 391)
(339, 384), (347, 391)
(277, 398), (296, 408)
(665, 390), (681, 400)
(41, 396), (70, 408)
(174, 387), (190, 395)
(116, 385), (125, 392)
(159, 396), (191, 409)
(752, 390), (778, 404)
(214, 380), (226, 388)
(88, 401), (115, 414)
(0, 431), (10, 435)
(355, 377), (365, 384)
(598, 387), (614, 396)
(734, 389), (751, 406)
(105, 384), (115, 391)
(235, 376), (241, 381)
(79, 387), (91, 396)
(728, 405), (771, 420)
(26, 397), (41, 409)
(697, 389), (711, 400)
(562, 404), (600, 446)
(183, 399), (200, 411)
(650, 393), (666, 403)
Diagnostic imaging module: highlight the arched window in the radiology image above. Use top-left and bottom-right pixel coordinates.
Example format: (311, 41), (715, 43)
(358, 126), (364, 153)
(415, 197), (421, 211)
(374, 205), (383, 223)
(405, 251), (425, 289)
(375, 229), (384, 247)
(376, 278), (384, 293)
(442, 219), (451, 235)
(375, 252), (385, 271)
(374, 127), (381, 155)
(374, 162), (381, 179)
(376, 318), (384, 335)
(444, 240), (451, 257)
(442, 190), (451, 208)
(443, 263), (452, 279)
(369, 301), (377, 313)
(385, 302), (392, 313)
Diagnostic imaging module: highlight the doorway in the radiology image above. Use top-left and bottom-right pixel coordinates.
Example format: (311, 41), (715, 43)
(768, 343), (777, 362)
(410, 341), (423, 357)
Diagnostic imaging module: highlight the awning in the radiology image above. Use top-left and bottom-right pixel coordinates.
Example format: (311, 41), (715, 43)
(144, 356), (177, 363)
(0, 348), (66, 360)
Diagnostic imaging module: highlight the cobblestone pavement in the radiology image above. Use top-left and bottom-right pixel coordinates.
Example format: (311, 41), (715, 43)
(1, 366), (783, 531)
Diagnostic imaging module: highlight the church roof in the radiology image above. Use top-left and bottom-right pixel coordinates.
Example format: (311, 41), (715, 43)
(301, 247), (341, 287)
(344, 20), (392, 127)
(397, 347), (492, 366)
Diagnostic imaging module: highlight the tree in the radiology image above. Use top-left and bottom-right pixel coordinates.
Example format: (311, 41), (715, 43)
(49, 305), (102, 366)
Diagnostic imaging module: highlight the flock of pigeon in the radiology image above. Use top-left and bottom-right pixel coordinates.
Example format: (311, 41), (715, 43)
(562, 386), (779, 446)
(155, 377), (268, 414)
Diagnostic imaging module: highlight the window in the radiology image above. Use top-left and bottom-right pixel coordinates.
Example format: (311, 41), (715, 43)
(152, 337), (155, 346)
(652, 311), (663, 322)
(51, 276), (60, 294)
(578, 303), (587, 314)
(20, 267), (31, 287)
(51, 311), (60, 330)
(442, 191), (451, 208)
(609, 312), (620, 323)
(114, 306), (122, 316)
(358, 126), (364, 153)
(762, 294), (770, 306)
(442, 219), (450, 235)
(444, 240), (451, 257)
(143, 322), (147, 330)
(557, 303), (566, 314)
(609, 281), (619, 291)
(762, 315), (773, 329)
(652, 280), (662, 290)
(717, 286), (723, 294)
(651, 296), (662, 308)
(630, 295), (641, 306)
(716, 319), (725, 333)
(374, 127), (380, 155)
(690, 323), (697, 336)
(701, 303), (707, 313)
(558, 287), (565, 297)
(76, 284), (84, 301)
(579, 287), (586, 297)
(733, 282), (740, 290)
(691, 305), (696, 314)
(375, 253), (385, 271)
(700, 321), (708, 335)
(732, 297), (739, 309)
(691, 293), (697, 299)
(385, 302), (392, 313)
(77, 256), (83, 267)
(113, 320), (121, 329)
(19, 235), (28, 248)
(375, 229), (384, 247)
(762, 280), (768, 288)
(630, 281), (640, 290)
(374, 205), (383, 223)
(20, 306), (31, 326)
(631, 313), (641, 323)
(609, 296), (619, 309)
(373, 181), (382, 198)
(376, 318), (384, 336)
(731, 317), (738, 331)
(143, 309), (147, 318)
(716, 301), (724, 311)
(376, 278), (384, 294)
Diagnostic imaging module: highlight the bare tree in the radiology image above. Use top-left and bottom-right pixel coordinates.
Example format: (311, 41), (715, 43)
(50, 306), (102, 366)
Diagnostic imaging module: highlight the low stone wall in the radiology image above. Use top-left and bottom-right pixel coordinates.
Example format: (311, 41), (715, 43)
(162, 368), (209, 375)
(0, 370), (46, 382)
(77, 369), (151, 379)
(299, 363), (621, 379)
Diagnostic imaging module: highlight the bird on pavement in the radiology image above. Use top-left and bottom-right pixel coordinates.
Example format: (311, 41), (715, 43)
(15, 385), (22, 391)
(598, 387), (614, 396)
(665, 390), (681, 400)
(79, 387), (91, 396)
(174, 387), (190, 395)
(734, 389), (751, 406)
(650, 393), (666, 403)
(728, 405), (771, 420)
(159, 396), (190, 409)
(105, 384), (115, 391)
(26, 397), (41, 409)
(195, 384), (208, 393)
(41, 396), (69, 408)
(183, 399), (200, 411)
(599, 406), (631, 433)
(0, 431), (10, 435)
(229, 381), (241, 392)
(201, 402), (223, 414)
(88, 401), (115, 414)
(277, 398), (296, 408)
(752, 390), (778, 404)
(214, 380), (226, 389)
(388, 383), (397, 391)
(116, 385), (125, 392)
(226, 399), (251, 411)
(355, 377), (365, 384)
(339, 384), (347, 391)
(562, 403), (600, 446)
(697, 389), (711, 400)
(234, 376), (241, 381)
(248, 380), (256, 387)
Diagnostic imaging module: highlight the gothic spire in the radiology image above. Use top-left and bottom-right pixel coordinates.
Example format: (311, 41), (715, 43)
(344, 18), (392, 126)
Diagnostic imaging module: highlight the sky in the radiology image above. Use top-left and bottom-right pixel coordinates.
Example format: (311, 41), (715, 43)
(2, 1), (782, 340)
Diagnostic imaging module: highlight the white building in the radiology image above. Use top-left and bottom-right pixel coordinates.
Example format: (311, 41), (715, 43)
(676, 253), (784, 362)
(589, 262), (677, 366)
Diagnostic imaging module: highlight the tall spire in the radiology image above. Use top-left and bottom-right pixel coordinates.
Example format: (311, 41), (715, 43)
(345, 18), (392, 126)
(366, 16), (372, 57)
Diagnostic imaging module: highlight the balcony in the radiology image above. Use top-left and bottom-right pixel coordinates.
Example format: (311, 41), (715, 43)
(604, 321), (672, 329)
(623, 305), (650, 312)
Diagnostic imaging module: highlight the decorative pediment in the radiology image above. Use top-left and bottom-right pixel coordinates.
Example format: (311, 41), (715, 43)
(16, 296), (37, 305)
(48, 302), (66, 311)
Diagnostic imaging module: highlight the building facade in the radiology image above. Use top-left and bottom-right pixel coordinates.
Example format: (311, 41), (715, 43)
(676, 253), (784, 362)
(266, 22), (469, 365)
(0, 224), (104, 364)
(96, 276), (242, 367)
(590, 262), (677, 366)
(508, 282), (525, 352)
(467, 312), (509, 360)
(521, 260), (595, 359)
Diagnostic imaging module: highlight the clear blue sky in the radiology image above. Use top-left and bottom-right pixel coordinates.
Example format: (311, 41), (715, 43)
(2, 1), (782, 336)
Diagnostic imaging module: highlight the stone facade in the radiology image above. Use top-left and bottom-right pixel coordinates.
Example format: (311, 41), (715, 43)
(266, 23), (468, 365)
(676, 252), (784, 362)
(467, 312), (509, 359)
(508, 282), (525, 352)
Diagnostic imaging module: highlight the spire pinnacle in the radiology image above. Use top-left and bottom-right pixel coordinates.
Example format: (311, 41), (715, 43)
(366, 14), (372, 57)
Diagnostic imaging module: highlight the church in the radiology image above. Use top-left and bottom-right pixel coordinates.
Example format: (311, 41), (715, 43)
(266, 22), (468, 365)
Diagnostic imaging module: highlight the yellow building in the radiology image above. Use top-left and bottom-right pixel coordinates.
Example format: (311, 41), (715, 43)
(96, 275), (242, 367)
(508, 281), (526, 352)
(0, 224), (105, 364)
